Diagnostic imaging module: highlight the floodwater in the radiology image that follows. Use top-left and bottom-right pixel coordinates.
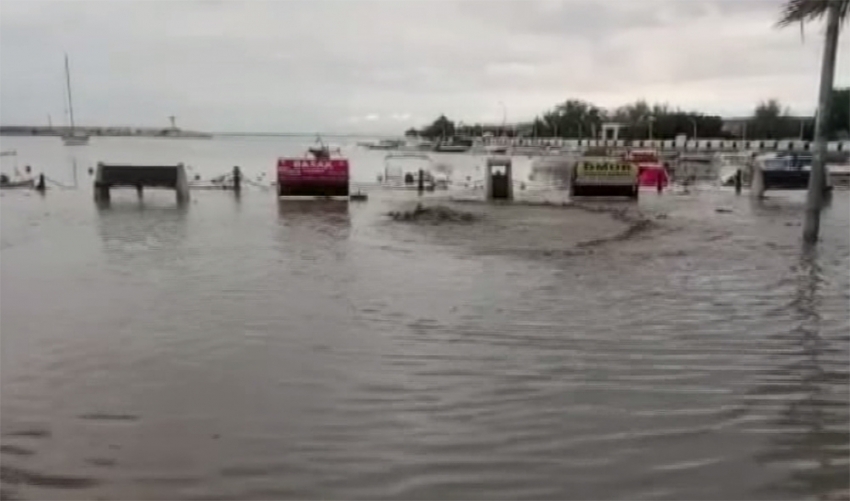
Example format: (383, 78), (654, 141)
(1, 136), (848, 500)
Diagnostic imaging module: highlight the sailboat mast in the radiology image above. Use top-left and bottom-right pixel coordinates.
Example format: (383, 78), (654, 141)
(64, 54), (76, 131)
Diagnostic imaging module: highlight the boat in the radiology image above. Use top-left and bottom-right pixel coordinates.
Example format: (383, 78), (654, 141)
(378, 152), (450, 190)
(0, 173), (34, 189)
(0, 179), (35, 189)
(306, 136), (342, 160)
(397, 138), (436, 152)
(364, 139), (404, 150)
(434, 136), (473, 153)
(61, 54), (89, 146)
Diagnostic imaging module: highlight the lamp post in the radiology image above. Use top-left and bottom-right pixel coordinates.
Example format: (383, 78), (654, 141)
(688, 117), (698, 139)
(497, 101), (507, 135)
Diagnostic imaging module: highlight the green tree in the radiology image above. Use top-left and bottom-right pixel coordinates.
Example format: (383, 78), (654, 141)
(827, 87), (849, 138)
(540, 99), (603, 138)
(779, 0), (848, 243)
(419, 115), (456, 139)
(750, 99), (799, 139)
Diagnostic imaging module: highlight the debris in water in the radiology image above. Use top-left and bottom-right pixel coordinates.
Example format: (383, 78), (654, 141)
(388, 204), (477, 224)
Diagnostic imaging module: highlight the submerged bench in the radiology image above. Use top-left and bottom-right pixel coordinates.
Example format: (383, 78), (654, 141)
(94, 162), (190, 203)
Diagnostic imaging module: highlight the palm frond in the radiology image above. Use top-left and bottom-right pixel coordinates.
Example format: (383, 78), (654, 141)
(777, 0), (849, 27)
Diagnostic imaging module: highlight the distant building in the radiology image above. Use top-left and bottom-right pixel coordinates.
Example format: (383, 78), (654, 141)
(721, 115), (814, 139)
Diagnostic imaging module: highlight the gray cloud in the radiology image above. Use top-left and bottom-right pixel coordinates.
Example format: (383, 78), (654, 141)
(1, 0), (847, 133)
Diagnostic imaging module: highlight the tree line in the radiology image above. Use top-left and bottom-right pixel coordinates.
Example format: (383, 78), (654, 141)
(407, 88), (849, 141)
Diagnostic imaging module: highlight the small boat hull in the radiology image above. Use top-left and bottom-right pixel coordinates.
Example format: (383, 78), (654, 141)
(0, 179), (35, 189)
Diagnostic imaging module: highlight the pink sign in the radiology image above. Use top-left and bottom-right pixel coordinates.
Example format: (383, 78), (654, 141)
(278, 158), (349, 182)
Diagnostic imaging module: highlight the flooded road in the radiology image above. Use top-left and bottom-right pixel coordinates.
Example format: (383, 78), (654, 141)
(1, 137), (848, 500)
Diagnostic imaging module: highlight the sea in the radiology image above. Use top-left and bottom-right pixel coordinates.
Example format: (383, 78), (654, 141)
(1, 135), (848, 500)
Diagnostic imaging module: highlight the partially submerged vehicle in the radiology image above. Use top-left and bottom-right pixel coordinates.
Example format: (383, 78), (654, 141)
(750, 152), (832, 197)
(626, 149), (669, 189)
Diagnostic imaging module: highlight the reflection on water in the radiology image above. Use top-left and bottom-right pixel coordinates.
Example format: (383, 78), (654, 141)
(277, 200), (351, 237)
(96, 201), (189, 263)
(277, 199), (350, 220)
(752, 248), (850, 499)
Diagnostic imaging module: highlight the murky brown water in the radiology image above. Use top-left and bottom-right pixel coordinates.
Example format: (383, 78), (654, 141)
(1, 137), (848, 500)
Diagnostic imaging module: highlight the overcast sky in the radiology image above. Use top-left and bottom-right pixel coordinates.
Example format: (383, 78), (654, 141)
(1, 0), (848, 133)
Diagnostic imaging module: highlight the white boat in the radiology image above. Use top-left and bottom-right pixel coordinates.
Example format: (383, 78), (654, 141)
(0, 164), (35, 190)
(433, 137), (473, 153)
(61, 54), (89, 146)
(397, 138), (435, 152)
(362, 139), (404, 150)
(0, 177), (35, 190)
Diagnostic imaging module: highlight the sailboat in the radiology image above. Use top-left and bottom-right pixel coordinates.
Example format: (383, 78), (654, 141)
(61, 54), (89, 146)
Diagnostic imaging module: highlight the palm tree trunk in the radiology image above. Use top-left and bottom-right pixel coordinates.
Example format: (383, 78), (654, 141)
(803, 0), (841, 244)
